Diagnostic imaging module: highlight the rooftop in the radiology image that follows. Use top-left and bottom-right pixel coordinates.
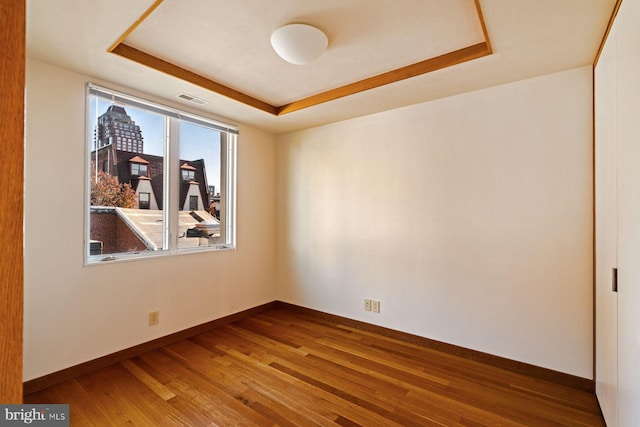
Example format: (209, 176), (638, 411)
(114, 208), (221, 250)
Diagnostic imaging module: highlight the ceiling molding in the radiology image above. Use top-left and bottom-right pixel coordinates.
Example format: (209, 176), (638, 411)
(110, 43), (278, 115)
(474, 0), (493, 53)
(108, 0), (493, 116)
(107, 0), (165, 53)
(276, 42), (491, 115)
(593, 0), (623, 66)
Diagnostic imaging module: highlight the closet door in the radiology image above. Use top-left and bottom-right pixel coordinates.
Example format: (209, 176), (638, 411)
(616, 0), (640, 425)
(594, 13), (618, 427)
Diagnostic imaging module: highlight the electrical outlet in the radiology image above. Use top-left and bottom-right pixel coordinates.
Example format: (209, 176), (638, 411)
(364, 299), (372, 311)
(148, 310), (159, 326)
(372, 300), (380, 313)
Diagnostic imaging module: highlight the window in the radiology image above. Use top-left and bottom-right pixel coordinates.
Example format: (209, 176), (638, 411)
(139, 192), (150, 210)
(131, 163), (148, 176)
(181, 167), (195, 181)
(86, 83), (237, 263)
(189, 195), (198, 211)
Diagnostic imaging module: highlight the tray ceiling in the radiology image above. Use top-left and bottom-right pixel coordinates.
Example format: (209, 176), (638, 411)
(111, 0), (490, 115)
(27, 0), (617, 133)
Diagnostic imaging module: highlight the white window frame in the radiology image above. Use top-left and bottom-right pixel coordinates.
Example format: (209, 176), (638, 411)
(138, 192), (150, 210)
(131, 162), (148, 176)
(181, 169), (195, 181)
(85, 83), (237, 264)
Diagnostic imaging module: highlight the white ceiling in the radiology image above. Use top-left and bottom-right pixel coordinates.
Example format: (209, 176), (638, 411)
(27, 0), (615, 134)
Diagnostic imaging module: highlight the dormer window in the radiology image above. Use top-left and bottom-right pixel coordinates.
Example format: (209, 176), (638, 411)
(138, 192), (150, 210)
(181, 163), (196, 181)
(131, 163), (147, 176)
(129, 156), (149, 177)
(182, 170), (195, 181)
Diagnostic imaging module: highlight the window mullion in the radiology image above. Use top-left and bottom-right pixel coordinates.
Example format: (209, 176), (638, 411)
(166, 116), (180, 251)
(227, 134), (237, 246)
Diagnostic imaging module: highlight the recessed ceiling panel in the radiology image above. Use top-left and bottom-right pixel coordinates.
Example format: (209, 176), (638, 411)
(27, 0), (617, 133)
(124, 0), (485, 106)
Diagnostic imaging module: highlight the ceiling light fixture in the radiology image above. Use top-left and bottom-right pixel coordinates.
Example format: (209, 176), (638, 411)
(270, 24), (328, 65)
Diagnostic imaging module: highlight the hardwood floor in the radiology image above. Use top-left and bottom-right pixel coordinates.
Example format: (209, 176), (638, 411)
(25, 308), (605, 426)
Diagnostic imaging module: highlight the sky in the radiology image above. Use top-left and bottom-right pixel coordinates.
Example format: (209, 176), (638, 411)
(90, 97), (222, 194)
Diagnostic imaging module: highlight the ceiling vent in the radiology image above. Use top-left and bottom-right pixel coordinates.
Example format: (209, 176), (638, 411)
(177, 93), (208, 105)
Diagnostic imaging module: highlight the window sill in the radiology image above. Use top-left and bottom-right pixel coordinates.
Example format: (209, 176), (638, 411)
(84, 244), (235, 267)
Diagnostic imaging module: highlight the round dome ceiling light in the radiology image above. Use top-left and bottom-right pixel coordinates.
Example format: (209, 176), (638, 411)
(270, 24), (328, 65)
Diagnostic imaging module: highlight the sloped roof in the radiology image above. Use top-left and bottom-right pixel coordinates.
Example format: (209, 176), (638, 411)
(116, 208), (220, 250)
(129, 156), (149, 164)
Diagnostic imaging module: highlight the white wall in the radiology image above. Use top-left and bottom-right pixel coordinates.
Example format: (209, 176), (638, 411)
(276, 67), (594, 378)
(23, 59), (277, 381)
(24, 58), (594, 382)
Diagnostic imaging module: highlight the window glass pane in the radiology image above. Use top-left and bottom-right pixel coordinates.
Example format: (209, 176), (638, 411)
(139, 192), (150, 210)
(189, 195), (198, 211)
(88, 96), (167, 256)
(178, 120), (223, 250)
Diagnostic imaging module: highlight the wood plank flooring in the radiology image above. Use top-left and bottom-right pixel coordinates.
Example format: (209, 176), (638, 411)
(25, 308), (605, 426)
